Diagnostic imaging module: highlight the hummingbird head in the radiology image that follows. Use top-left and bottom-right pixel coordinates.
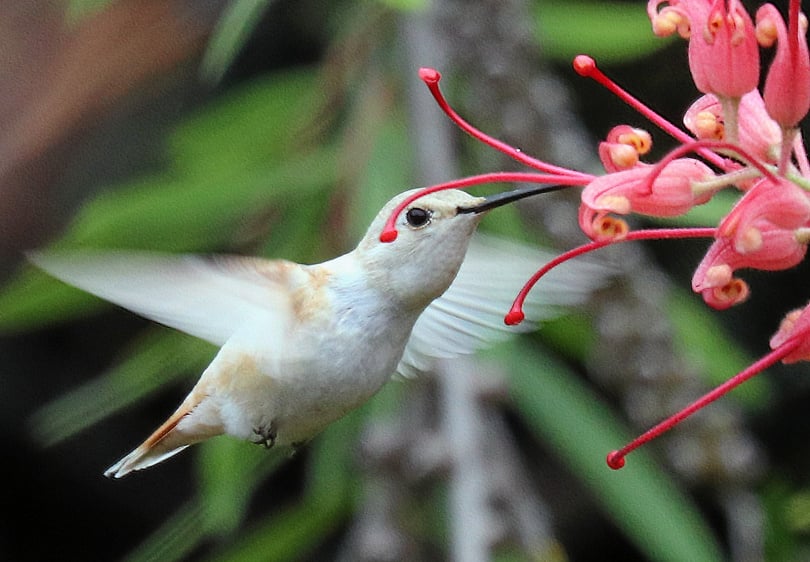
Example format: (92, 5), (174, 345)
(358, 188), (488, 309)
(357, 184), (564, 309)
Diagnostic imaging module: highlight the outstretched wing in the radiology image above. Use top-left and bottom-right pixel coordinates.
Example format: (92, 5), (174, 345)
(396, 235), (609, 378)
(29, 250), (294, 346)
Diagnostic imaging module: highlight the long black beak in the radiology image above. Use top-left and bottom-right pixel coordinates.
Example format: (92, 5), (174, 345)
(456, 184), (567, 214)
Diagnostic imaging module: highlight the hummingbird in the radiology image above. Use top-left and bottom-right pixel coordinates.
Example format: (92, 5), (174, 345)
(31, 185), (601, 478)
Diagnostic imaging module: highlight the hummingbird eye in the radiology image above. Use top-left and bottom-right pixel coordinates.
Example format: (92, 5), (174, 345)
(405, 207), (432, 228)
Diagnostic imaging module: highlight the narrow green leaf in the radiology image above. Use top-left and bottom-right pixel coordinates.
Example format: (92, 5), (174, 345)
(199, 0), (275, 85)
(534, 0), (670, 64)
(350, 106), (413, 242)
(123, 501), (206, 562)
(496, 340), (724, 562)
(373, 0), (426, 11)
(29, 328), (214, 446)
(197, 439), (286, 537)
(764, 482), (801, 562)
(65, 0), (115, 24)
(64, 150), (337, 251)
(667, 288), (768, 408)
(204, 495), (347, 562)
(169, 70), (323, 178)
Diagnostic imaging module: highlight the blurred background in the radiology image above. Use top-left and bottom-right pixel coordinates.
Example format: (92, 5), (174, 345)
(2, 0), (810, 560)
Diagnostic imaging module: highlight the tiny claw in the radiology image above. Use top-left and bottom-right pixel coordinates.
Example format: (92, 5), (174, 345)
(606, 450), (626, 470)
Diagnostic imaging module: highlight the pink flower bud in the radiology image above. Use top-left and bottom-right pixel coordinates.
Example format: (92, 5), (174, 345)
(770, 304), (810, 363)
(648, 1), (690, 38)
(756, 2), (810, 128)
(686, 0), (761, 98)
(598, 125), (653, 172)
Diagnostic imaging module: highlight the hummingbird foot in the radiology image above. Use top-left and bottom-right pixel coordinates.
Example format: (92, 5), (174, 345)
(251, 422), (277, 449)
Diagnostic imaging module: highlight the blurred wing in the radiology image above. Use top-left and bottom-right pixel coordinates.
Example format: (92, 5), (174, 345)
(28, 250), (294, 346)
(396, 235), (609, 378)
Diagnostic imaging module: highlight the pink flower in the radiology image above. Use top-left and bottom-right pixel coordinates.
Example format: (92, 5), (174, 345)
(407, 4), (810, 467)
(770, 303), (810, 363)
(693, 219), (808, 308)
(578, 206), (631, 242)
(648, 0), (691, 38)
(683, 91), (782, 164)
(598, 125), (653, 172)
(579, 158), (716, 239)
(718, 177), (810, 252)
(649, 0), (760, 98)
(757, 2), (810, 129)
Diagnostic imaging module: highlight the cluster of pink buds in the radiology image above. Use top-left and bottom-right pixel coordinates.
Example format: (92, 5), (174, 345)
(382, 0), (810, 469)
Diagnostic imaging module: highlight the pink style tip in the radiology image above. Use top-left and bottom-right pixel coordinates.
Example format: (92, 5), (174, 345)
(418, 67), (441, 84)
(606, 451), (626, 470)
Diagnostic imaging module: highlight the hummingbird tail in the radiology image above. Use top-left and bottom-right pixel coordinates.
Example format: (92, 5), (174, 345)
(104, 401), (220, 478)
(104, 442), (190, 479)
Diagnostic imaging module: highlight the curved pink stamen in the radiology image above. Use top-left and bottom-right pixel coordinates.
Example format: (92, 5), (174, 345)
(607, 337), (799, 469)
(379, 172), (589, 242)
(573, 55), (728, 170)
(505, 227), (717, 324)
(419, 68), (593, 180)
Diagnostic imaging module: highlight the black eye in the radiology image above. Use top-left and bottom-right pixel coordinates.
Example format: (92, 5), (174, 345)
(405, 207), (431, 228)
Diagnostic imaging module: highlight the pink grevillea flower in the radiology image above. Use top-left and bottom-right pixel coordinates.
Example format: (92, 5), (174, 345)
(718, 177), (810, 252)
(386, 0), (810, 469)
(757, 2), (810, 130)
(770, 302), (810, 363)
(693, 220), (807, 308)
(649, 0), (760, 99)
(598, 125), (653, 171)
(579, 157), (716, 240)
(684, 91), (782, 164)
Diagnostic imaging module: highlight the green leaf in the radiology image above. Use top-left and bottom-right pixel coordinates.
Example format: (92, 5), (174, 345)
(204, 495), (347, 562)
(536, 311), (598, 361)
(667, 288), (769, 409)
(202, 405), (365, 562)
(197, 439), (286, 537)
(496, 340), (724, 562)
(169, 70), (324, 177)
(764, 482), (802, 562)
(29, 328), (214, 446)
(351, 108), (414, 241)
(533, 0), (671, 64)
(123, 501), (206, 562)
(65, 0), (115, 24)
(373, 0), (427, 11)
(199, 0), (275, 85)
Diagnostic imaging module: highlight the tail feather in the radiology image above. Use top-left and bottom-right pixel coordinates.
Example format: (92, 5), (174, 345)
(104, 402), (220, 478)
(104, 443), (190, 478)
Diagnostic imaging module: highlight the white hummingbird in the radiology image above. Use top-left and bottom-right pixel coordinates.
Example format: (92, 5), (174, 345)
(30, 185), (603, 478)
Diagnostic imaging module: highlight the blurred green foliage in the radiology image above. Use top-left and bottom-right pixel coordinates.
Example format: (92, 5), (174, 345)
(4, 0), (803, 560)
